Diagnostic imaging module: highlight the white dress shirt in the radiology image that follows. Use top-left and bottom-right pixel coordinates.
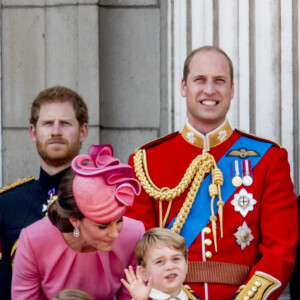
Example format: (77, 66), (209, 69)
(149, 288), (189, 300)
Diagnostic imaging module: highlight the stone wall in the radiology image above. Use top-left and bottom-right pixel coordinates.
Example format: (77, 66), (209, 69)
(2, 0), (100, 184)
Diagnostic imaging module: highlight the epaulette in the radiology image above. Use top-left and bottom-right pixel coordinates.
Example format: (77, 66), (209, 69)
(0, 176), (35, 194)
(182, 285), (201, 300)
(135, 132), (179, 153)
(235, 129), (281, 148)
(0, 176), (34, 260)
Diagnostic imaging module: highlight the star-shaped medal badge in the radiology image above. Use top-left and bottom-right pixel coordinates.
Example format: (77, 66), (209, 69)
(234, 221), (254, 250)
(42, 203), (48, 214)
(231, 188), (257, 217)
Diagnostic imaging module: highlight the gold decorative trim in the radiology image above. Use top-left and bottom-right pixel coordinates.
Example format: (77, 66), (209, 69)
(133, 149), (224, 252)
(182, 120), (233, 150)
(1, 176), (35, 260)
(235, 272), (281, 300)
(182, 285), (198, 300)
(10, 239), (19, 268)
(0, 176), (35, 194)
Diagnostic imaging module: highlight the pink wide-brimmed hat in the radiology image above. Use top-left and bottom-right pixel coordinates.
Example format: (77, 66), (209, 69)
(71, 144), (141, 224)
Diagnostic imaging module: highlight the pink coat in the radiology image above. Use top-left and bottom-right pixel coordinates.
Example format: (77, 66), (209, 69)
(11, 217), (145, 300)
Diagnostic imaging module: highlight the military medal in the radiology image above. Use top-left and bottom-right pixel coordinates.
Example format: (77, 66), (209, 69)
(231, 160), (242, 187)
(242, 160), (253, 186)
(42, 188), (57, 214)
(232, 176), (242, 187)
(231, 188), (257, 217)
(234, 221), (254, 250)
(48, 188), (56, 206)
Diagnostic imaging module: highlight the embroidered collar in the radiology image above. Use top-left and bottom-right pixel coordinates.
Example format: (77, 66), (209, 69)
(149, 288), (188, 300)
(181, 119), (233, 151)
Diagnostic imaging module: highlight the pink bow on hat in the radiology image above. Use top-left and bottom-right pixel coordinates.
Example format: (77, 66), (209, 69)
(71, 145), (141, 223)
(72, 144), (132, 176)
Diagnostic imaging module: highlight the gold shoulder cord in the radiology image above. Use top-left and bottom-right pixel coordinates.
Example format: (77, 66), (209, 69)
(0, 176), (35, 194)
(134, 149), (224, 252)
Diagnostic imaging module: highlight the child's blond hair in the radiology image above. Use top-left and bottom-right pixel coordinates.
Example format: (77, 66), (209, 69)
(135, 227), (188, 267)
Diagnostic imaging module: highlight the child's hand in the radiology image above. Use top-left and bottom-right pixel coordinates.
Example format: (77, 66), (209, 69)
(121, 265), (153, 300)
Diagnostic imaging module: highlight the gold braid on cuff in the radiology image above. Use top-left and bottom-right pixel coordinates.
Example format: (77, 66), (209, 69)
(235, 272), (281, 300)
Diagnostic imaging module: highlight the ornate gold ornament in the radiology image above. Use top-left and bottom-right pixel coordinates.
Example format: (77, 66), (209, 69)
(134, 148), (224, 252)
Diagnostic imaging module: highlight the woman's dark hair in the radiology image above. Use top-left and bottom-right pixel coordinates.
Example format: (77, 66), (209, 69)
(48, 170), (84, 232)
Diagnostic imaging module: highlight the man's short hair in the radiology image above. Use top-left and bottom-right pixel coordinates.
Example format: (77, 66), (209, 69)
(183, 45), (234, 83)
(135, 227), (188, 267)
(30, 86), (89, 126)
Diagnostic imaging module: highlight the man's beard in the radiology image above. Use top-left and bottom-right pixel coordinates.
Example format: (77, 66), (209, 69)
(36, 137), (81, 168)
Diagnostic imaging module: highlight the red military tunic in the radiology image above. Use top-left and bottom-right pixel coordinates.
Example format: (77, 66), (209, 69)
(126, 120), (298, 300)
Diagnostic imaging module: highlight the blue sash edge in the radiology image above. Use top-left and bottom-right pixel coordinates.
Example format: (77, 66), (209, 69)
(168, 136), (272, 248)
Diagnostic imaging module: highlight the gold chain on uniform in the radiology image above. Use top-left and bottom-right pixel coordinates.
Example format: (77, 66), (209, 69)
(134, 148), (224, 252)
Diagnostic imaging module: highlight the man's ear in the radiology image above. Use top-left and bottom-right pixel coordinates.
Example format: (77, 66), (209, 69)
(29, 124), (37, 143)
(79, 123), (88, 143)
(181, 79), (187, 97)
(230, 81), (235, 100)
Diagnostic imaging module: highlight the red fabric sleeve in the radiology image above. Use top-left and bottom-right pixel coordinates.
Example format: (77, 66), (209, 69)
(126, 153), (158, 229)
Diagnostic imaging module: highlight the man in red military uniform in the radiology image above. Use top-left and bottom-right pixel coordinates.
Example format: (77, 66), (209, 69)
(126, 46), (299, 300)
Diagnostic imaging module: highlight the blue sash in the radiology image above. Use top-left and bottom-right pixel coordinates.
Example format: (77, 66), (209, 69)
(168, 136), (272, 248)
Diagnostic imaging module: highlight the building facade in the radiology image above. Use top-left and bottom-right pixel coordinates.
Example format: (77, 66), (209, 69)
(1, 1), (298, 297)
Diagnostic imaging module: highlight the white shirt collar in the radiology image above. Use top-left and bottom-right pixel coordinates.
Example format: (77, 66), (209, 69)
(149, 287), (188, 300)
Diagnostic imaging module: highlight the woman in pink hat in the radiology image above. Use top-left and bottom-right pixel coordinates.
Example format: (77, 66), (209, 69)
(11, 145), (145, 300)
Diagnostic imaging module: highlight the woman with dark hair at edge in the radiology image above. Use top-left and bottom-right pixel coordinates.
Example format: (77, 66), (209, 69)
(11, 144), (145, 300)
